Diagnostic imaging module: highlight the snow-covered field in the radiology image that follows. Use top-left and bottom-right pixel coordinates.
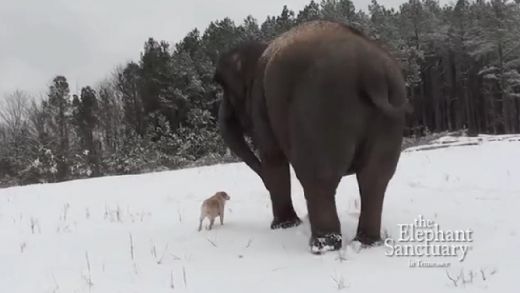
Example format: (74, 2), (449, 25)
(1, 135), (519, 292)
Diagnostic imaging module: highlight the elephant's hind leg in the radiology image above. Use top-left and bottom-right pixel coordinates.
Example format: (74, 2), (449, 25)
(355, 171), (388, 245)
(289, 136), (347, 252)
(355, 137), (401, 245)
(296, 171), (343, 254)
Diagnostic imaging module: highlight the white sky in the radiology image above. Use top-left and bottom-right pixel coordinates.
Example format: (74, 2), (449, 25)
(0, 0), (449, 99)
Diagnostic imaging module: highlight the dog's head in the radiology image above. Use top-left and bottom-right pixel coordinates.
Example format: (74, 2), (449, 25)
(216, 191), (230, 200)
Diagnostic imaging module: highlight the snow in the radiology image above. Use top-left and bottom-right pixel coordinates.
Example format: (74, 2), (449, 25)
(1, 135), (519, 292)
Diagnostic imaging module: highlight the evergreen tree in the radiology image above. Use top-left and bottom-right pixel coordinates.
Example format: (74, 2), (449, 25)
(202, 18), (242, 63)
(297, 1), (322, 23)
(175, 29), (201, 59)
(97, 80), (123, 154)
(72, 86), (100, 177)
(320, 0), (356, 23)
(275, 5), (296, 34)
(45, 76), (72, 181)
(139, 38), (174, 125)
(117, 62), (144, 135)
(241, 15), (262, 40)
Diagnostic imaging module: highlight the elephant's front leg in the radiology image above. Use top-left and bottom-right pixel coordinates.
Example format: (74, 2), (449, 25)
(261, 155), (301, 229)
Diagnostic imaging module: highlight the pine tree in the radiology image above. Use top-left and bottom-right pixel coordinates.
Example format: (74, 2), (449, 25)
(72, 86), (100, 177)
(175, 29), (201, 59)
(45, 76), (72, 181)
(202, 18), (242, 63)
(275, 5), (296, 33)
(320, 0), (356, 23)
(139, 38), (173, 125)
(117, 62), (144, 135)
(297, 1), (322, 23)
(97, 80), (123, 154)
(241, 15), (262, 40)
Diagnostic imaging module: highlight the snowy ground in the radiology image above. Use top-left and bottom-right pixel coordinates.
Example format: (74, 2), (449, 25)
(1, 135), (519, 292)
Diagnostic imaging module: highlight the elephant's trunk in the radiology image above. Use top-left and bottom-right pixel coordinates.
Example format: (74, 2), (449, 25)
(218, 98), (263, 180)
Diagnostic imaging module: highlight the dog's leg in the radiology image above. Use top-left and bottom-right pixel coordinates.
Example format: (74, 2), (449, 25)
(198, 216), (204, 231)
(209, 217), (215, 230)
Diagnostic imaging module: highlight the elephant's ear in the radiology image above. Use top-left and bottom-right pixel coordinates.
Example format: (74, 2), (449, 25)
(231, 53), (243, 73)
(218, 97), (263, 178)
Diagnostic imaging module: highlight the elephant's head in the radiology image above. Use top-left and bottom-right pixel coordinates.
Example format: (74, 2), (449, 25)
(214, 41), (268, 179)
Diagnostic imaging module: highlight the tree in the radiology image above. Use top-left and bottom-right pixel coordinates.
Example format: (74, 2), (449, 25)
(175, 29), (201, 59)
(320, 0), (356, 23)
(241, 15), (262, 40)
(117, 62), (144, 135)
(202, 18), (242, 63)
(45, 76), (72, 181)
(139, 38), (174, 125)
(72, 86), (101, 177)
(275, 5), (296, 33)
(97, 79), (123, 154)
(0, 91), (33, 179)
(297, 1), (322, 23)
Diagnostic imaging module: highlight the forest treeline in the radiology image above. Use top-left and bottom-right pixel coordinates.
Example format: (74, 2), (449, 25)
(1, 0), (519, 186)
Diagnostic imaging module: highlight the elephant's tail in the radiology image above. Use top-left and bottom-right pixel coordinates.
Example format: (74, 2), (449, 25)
(369, 92), (411, 119)
(365, 64), (412, 118)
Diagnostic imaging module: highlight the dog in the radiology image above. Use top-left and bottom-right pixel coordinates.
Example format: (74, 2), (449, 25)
(198, 191), (230, 231)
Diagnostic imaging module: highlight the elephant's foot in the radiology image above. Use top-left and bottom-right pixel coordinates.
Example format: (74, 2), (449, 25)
(271, 215), (302, 229)
(309, 233), (342, 254)
(354, 230), (382, 246)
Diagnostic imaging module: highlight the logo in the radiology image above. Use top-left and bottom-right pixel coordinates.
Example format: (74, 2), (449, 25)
(385, 215), (474, 268)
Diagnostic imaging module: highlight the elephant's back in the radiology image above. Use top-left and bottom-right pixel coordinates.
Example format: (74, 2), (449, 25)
(261, 21), (374, 70)
(260, 20), (403, 111)
(262, 20), (361, 58)
(262, 21), (380, 92)
(260, 21), (374, 108)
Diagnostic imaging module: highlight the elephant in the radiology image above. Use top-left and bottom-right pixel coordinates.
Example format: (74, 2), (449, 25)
(214, 20), (408, 254)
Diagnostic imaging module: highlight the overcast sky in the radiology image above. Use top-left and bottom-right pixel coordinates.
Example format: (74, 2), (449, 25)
(0, 0), (446, 99)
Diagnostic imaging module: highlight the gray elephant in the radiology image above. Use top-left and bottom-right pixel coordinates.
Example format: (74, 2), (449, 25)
(214, 20), (408, 254)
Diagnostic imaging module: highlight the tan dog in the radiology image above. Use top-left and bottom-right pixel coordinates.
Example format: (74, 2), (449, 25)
(198, 191), (230, 231)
